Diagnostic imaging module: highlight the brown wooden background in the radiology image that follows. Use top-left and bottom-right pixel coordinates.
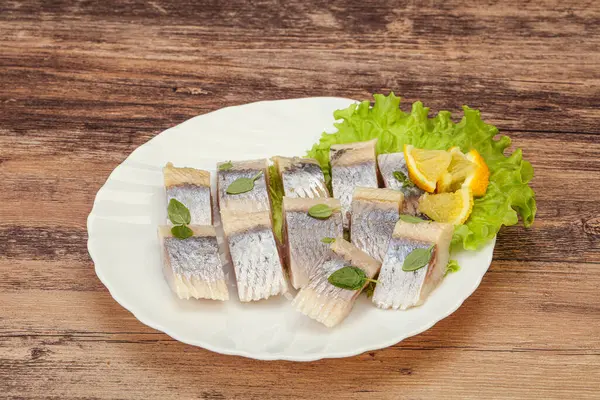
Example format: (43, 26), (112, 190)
(1, 1), (599, 399)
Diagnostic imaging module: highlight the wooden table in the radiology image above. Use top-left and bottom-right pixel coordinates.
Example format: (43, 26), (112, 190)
(2, 1), (599, 398)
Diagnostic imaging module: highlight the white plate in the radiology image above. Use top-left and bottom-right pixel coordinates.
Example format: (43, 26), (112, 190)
(87, 97), (495, 361)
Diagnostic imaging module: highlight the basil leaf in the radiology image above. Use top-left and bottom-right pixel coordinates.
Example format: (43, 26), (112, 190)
(168, 198), (191, 225)
(399, 214), (425, 223)
(321, 237), (336, 244)
(445, 259), (461, 276)
(328, 266), (366, 290)
(226, 171), (263, 195)
(393, 171), (415, 188)
(308, 204), (336, 219)
(219, 161), (233, 171)
(402, 245), (435, 272)
(171, 225), (193, 240)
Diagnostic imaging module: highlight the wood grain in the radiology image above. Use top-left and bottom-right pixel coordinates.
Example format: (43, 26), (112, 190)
(1, 0), (599, 399)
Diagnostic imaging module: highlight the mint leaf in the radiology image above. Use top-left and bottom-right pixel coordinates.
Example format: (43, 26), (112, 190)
(328, 266), (379, 290)
(226, 171), (263, 195)
(168, 198), (191, 225)
(402, 245), (434, 272)
(308, 204), (336, 219)
(219, 160), (233, 170)
(399, 214), (425, 224)
(171, 225), (193, 239)
(393, 171), (415, 188)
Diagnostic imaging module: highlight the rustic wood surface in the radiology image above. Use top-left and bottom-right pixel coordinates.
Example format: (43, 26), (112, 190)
(1, 0), (599, 399)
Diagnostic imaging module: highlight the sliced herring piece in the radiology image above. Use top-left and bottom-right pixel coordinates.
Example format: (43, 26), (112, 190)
(221, 210), (288, 302)
(273, 156), (329, 198)
(283, 197), (343, 289)
(377, 152), (425, 215)
(164, 162), (212, 225)
(330, 139), (379, 228)
(159, 225), (229, 301)
(293, 238), (381, 327)
(372, 220), (453, 310)
(350, 187), (404, 263)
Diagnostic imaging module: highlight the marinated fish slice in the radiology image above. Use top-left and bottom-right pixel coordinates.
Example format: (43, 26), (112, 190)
(164, 162), (212, 225)
(377, 153), (425, 215)
(273, 156), (329, 198)
(330, 139), (379, 228)
(372, 220), (453, 310)
(293, 238), (381, 327)
(217, 159), (270, 213)
(221, 210), (288, 302)
(283, 197), (343, 289)
(158, 225), (229, 301)
(350, 187), (404, 263)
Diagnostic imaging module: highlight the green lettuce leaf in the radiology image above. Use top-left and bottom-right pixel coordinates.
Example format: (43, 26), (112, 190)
(305, 92), (536, 250)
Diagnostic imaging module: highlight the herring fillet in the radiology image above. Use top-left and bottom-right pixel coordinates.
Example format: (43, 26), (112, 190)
(293, 238), (381, 327)
(350, 187), (404, 263)
(158, 225), (229, 301)
(283, 197), (343, 289)
(273, 156), (329, 198)
(164, 162), (213, 225)
(372, 220), (453, 310)
(217, 159), (270, 213)
(221, 210), (288, 302)
(377, 153), (425, 215)
(330, 139), (379, 228)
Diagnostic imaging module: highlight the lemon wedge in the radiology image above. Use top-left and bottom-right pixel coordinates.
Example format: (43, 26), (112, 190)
(404, 144), (452, 193)
(436, 147), (476, 193)
(418, 187), (474, 225)
(463, 149), (490, 197)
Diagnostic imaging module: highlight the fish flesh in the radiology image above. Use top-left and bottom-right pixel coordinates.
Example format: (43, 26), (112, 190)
(293, 238), (381, 327)
(377, 153), (425, 215)
(330, 139), (379, 228)
(221, 210), (288, 302)
(217, 159), (270, 213)
(372, 220), (453, 310)
(283, 197), (343, 289)
(164, 162), (212, 225)
(350, 187), (404, 263)
(158, 225), (229, 300)
(273, 156), (329, 198)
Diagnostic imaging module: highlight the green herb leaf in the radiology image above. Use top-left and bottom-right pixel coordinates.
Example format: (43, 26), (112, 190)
(168, 198), (191, 225)
(399, 214), (425, 224)
(226, 171), (263, 195)
(321, 237), (336, 244)
(393, 171), (415, 188)
(328, 266), (367, 290)
(328, 266), (379, 290)
(402, 245), (435, 272)
(171, 225), (193, 239)
(308, 203), (337, 219)
(445, 259), (461, 276)
(219, 161), (233, 170)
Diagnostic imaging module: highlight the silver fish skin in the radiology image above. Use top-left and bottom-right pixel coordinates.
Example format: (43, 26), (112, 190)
(221, 210), (288, 302)
(217, 159), (270, 213)
(273, 156), (329, 198)
(159, 225), (229, 301)
(164, 162), (213, 225)
(377, 153), (425, 215)
(283, 197), (343, 289)
(293, 238), (381, 327)
(330, 139), (379, 228)
(372, 220), (453, 310)
(350, 187), (404, 263)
